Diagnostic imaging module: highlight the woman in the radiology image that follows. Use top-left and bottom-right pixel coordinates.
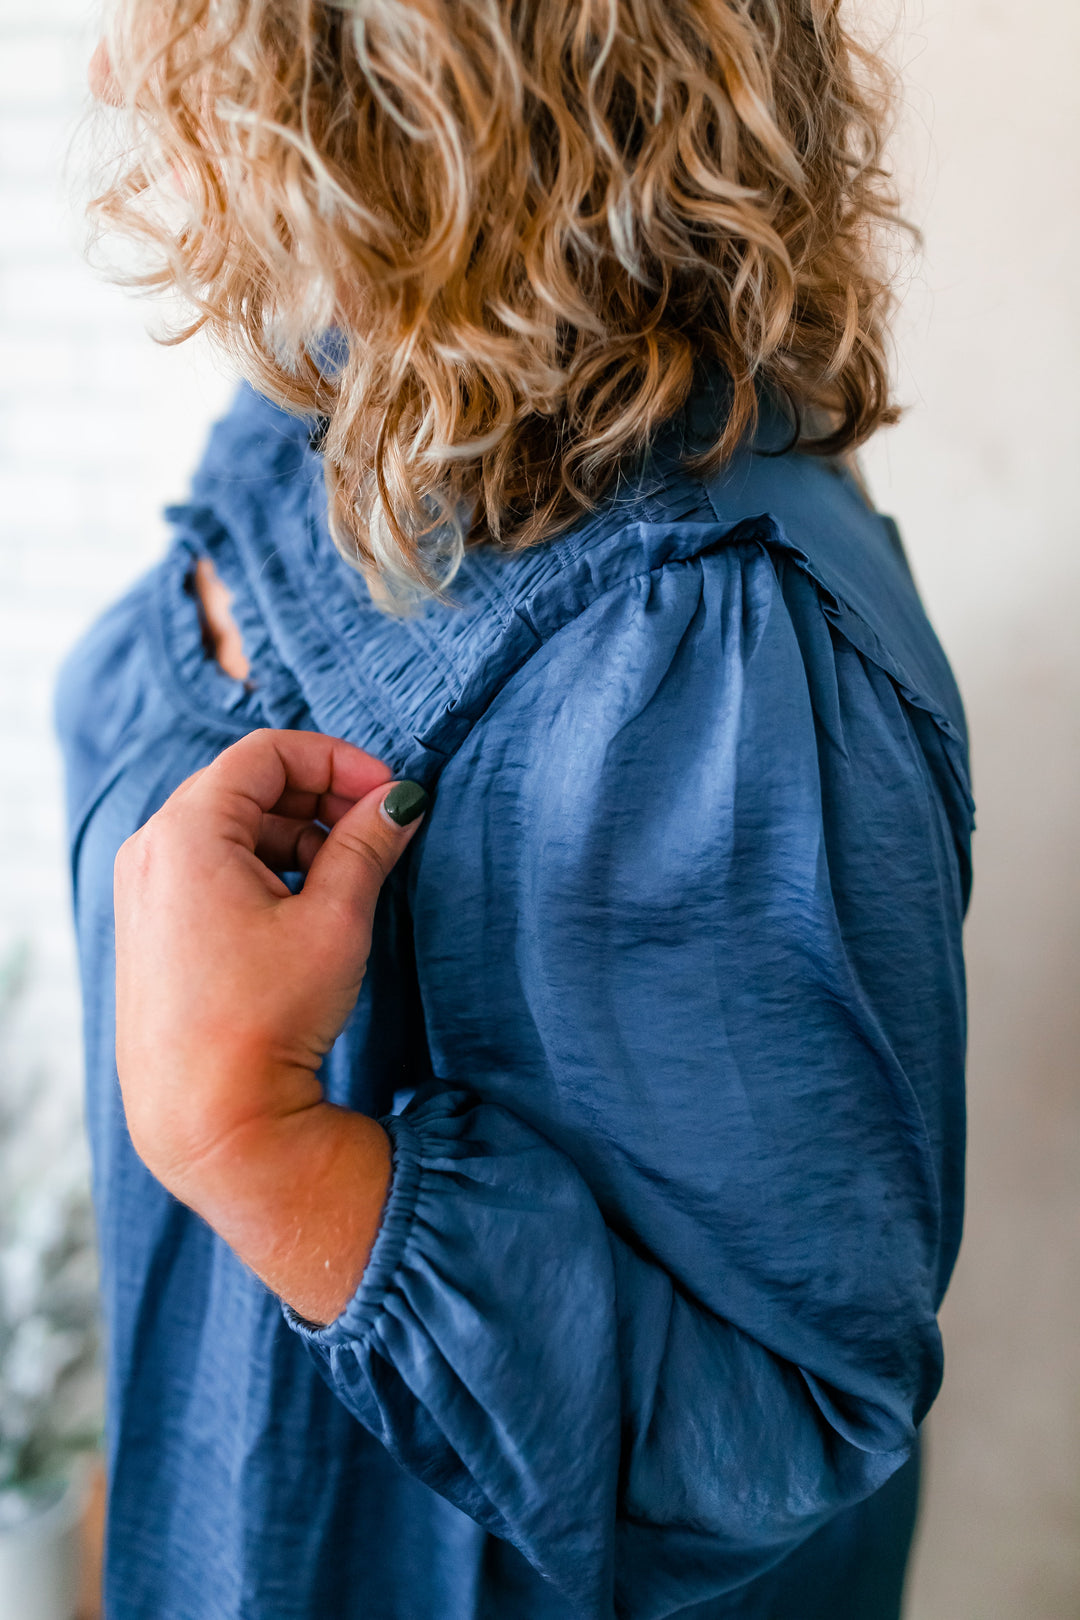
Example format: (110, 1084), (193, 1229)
(58, 2), (973, 1616)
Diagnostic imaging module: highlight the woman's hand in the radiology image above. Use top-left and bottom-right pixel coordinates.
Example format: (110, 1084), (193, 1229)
(113, 728), (429, 1325)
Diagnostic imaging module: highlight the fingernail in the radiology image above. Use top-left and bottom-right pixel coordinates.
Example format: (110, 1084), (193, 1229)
(381, 780), (430, 827)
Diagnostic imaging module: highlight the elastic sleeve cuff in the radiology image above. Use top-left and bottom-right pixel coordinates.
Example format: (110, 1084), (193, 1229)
(281, 1113), (424, 1350)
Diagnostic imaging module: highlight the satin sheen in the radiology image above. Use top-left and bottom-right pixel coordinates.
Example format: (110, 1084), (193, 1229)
(55, 379), (972, 1620)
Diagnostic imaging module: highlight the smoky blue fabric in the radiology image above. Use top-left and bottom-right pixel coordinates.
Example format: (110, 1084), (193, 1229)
(55, 375), (973, 1620)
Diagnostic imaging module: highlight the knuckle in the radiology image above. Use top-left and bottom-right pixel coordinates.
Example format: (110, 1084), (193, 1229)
(115, 828), (152, 885)
(176, 765), (209, 795)
(114, 807), (183, 894)
(335, 827), (390, 879)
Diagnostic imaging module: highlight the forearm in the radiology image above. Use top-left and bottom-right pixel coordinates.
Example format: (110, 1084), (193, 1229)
(181, 1105), (392, 1326)
(111, 727), (423, 1328)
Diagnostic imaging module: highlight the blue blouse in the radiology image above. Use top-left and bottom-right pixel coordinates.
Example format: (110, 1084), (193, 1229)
(55, 376), (973, 1620)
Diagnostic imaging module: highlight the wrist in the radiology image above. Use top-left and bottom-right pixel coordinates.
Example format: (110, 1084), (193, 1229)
(181, 1105), (393, 1326)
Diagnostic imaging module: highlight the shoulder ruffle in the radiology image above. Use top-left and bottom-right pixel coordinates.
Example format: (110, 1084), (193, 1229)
(157, 384), (972, 838)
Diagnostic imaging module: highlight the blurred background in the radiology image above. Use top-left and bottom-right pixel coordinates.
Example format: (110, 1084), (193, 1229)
(0, 1), (1077, 1616)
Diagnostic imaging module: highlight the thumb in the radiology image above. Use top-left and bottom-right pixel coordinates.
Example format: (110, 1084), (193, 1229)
(299, 779), (430, 928)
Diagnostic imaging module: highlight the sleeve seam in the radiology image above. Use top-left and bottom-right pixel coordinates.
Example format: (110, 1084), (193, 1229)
(415, 528), (768, 770)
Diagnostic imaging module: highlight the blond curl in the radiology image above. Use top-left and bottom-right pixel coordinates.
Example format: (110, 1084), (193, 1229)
(93, 0), (907, 605)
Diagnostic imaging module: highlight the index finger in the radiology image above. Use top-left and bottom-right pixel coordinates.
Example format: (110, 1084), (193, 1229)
(180, 730), (395, 850)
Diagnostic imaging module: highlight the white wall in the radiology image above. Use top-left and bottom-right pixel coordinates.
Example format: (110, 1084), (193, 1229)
(0, 0), (234, 1088)
(860, 3), (1080, 1614)
(0, 2), (1076, 1615)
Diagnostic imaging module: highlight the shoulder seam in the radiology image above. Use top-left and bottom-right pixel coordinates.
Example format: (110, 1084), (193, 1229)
(410, 529), (771, 773)
(414, 516), (972, 827)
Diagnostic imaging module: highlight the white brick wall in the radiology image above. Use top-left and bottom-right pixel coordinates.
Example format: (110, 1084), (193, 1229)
(0, 0), (232, 1094)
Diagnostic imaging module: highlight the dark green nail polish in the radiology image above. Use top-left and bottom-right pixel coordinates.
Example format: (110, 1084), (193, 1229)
(382, 780), (430, 827)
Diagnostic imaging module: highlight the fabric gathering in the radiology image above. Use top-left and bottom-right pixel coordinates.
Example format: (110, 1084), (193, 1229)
(54, 373), (973, 1619)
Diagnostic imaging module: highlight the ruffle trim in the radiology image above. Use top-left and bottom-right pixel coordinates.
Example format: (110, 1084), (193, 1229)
(148, 534), (267, 739)
(158, 385), (972, 824)
(158, 506), (312, 733)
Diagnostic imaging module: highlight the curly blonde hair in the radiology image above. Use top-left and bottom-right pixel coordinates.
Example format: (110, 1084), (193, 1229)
(94, 0), (904, 603)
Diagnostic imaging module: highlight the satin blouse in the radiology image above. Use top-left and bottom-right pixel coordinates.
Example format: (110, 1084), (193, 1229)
(55, 376), (973, 1620)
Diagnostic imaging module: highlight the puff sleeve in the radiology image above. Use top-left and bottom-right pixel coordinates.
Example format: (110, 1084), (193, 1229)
(284, 538), (970, 1619)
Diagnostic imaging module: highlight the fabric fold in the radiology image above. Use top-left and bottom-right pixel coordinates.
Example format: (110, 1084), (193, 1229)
(55, 376), (972, 1620)
(275, 538), (969, 1618)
